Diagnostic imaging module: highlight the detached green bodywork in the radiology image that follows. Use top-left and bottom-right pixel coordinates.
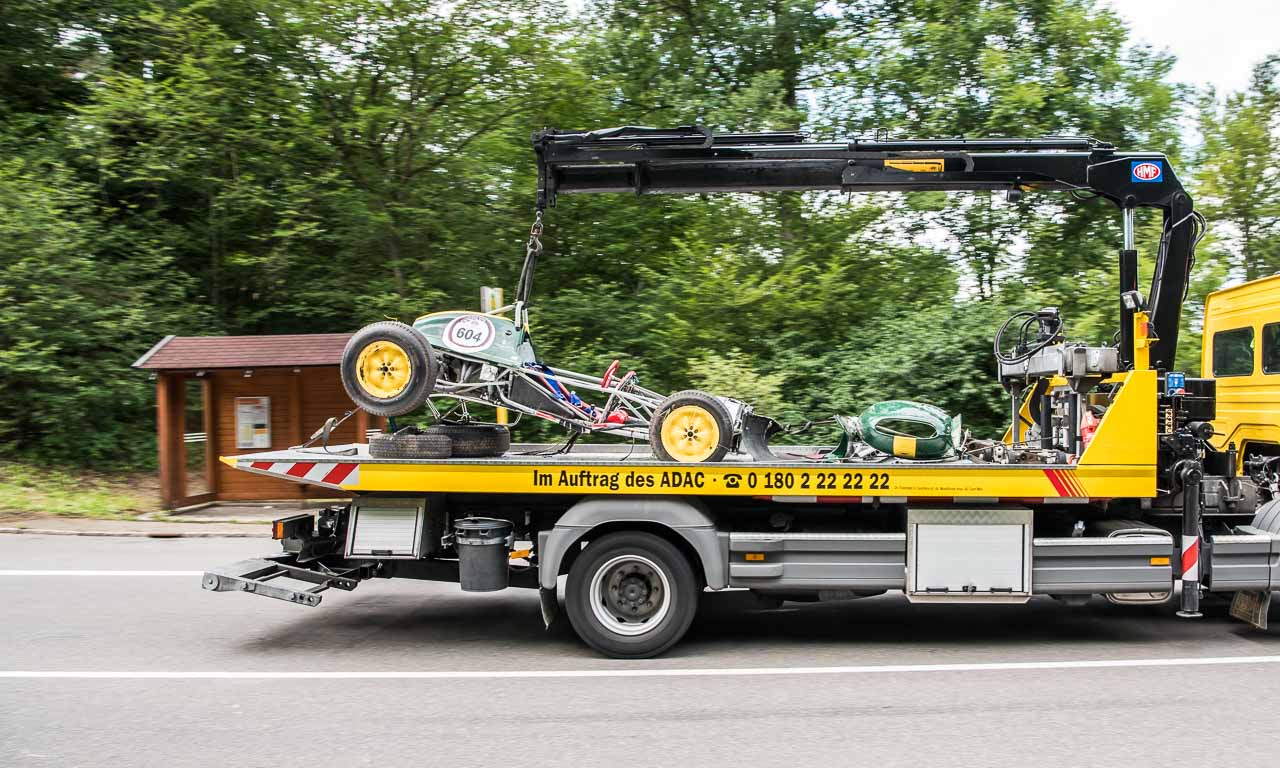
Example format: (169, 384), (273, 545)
(413, 311), (531, 367)
(834, 400), (962, 460)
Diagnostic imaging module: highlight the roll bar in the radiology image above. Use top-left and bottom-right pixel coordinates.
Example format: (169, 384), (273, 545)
(530, 126), (1200, 370)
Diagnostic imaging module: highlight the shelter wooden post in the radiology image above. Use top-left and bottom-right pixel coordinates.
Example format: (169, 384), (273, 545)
(156, 372), (186, 509)
(202, 376), (219, 496)
(355, 408), (369, 444)
(289, 372), (304, 446)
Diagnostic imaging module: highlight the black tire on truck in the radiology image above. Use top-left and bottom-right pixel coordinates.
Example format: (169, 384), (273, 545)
(426, 423), (511, 458)
(341, 321), (438, 418)
(565, 531), (698, 659)
(368, 431), (453, 460)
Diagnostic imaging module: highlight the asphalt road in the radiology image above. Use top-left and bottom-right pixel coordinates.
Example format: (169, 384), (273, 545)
(3, 533), (1280, 768)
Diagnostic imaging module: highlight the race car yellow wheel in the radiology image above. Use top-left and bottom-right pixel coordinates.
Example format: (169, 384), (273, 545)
(340, 321), (438, 417)
(660, 405), (721, 462)
(355, 340), (412, 399)
(649, 390), (733, 463)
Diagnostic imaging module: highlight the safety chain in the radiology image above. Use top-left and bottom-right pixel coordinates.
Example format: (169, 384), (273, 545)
(526, 209), (544, 260)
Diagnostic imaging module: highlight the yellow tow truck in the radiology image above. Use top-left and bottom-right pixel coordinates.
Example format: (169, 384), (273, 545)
(202, 126), (1280, 658)
(1204, 274), (1280, 465)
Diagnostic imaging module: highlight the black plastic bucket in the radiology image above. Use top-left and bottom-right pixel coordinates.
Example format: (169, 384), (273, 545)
(454, 517), (513, 592)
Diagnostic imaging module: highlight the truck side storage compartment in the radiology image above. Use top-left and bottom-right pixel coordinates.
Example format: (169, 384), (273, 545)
(907, 507), (1032, 603)
(345, 496), (429, 559)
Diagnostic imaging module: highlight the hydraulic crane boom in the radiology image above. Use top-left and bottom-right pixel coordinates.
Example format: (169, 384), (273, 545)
(531, 126), (1202, 371)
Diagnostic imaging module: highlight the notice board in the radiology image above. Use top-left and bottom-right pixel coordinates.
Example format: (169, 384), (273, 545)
(235, 396), (271, 449)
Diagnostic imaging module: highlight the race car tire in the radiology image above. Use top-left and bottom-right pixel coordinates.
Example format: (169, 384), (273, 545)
(368, 431), (453, 460)
(649, 389), (733, 463)
(341, 321), (438, 418)
(426, 423), (511, 458)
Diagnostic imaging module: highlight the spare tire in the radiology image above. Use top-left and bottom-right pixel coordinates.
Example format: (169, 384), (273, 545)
(426, 424), (511, 458)
(368, 431), (452, 460)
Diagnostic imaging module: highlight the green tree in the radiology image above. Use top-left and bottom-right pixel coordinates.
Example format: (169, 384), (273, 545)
(0, 155), (202, 465)
(0, 0), (1232, 463)
(1195, 55), (1280, 282)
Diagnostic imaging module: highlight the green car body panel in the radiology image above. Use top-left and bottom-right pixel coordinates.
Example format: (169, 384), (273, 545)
(834, 400), (962, 460)
(413, 311), (530, 368)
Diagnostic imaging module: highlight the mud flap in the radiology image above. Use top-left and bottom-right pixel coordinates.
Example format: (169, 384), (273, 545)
(740, 413), (782, 462)
(539, 585), (560, 629)
(1230, 590), (1271, 630)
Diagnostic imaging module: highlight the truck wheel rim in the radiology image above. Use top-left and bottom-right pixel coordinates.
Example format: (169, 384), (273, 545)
(356, 340), (413, 399)
(660, 405), (719, 462)
(589, 554), (672, 636)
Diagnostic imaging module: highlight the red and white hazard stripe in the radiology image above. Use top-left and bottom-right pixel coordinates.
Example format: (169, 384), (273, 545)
(239, 460), (360, 489)
(1181, 535), (1199, 582)
(1043, 468), (1088, 500)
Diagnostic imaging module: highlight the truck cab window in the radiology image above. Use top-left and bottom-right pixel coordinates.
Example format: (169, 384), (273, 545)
(1264, 323), (1280, 374)
(1213, 327), (1254, 377)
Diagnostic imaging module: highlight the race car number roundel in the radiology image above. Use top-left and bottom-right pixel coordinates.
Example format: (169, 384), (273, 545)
(442, 315), (497, 353)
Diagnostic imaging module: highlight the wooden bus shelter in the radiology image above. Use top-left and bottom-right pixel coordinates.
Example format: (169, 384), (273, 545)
(133, 334), (380, 509)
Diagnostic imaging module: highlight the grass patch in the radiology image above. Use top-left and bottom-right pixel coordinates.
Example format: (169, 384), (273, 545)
(0, 460), (159, 519)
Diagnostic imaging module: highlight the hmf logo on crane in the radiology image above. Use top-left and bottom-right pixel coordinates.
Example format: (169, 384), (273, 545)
(1131, 161), (1163, 183)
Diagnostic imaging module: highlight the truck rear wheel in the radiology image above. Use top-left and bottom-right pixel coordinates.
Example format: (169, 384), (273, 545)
(565, 531), (698, 658)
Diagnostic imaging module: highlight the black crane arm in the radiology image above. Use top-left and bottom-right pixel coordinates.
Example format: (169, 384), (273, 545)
(531, 126), (1200, 370)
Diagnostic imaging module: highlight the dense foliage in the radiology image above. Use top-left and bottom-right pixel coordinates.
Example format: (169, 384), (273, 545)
(0, 0), (1277, 465)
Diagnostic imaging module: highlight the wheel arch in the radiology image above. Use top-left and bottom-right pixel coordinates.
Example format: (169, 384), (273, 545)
(537, 496), (726, 590)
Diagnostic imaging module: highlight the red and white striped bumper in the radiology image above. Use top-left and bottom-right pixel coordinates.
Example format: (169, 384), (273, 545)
(224, 456), (361, 489)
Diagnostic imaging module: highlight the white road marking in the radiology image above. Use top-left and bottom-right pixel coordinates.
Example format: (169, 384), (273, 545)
(4, 655), (1280, 680)
(0, 570), (202, 577)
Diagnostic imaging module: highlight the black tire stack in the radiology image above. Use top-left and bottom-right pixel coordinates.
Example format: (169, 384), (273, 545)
(368, 424), (510, 460)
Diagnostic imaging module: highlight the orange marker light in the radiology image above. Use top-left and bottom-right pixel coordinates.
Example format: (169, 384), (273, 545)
(745, 553), (765, 561)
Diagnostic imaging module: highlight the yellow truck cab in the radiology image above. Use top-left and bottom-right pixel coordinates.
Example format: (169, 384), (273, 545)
(1203, 274), (1280, 465)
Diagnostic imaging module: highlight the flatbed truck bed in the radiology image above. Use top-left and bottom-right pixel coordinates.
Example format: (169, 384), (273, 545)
(221, 441), (1149, 502)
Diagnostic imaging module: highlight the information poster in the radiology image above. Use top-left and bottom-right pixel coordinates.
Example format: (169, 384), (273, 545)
(235, 396), (271, 449)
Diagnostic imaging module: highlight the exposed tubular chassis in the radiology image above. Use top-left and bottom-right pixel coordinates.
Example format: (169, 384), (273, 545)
(429, 354), (665, 442)
(423, 337), (778, 460)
